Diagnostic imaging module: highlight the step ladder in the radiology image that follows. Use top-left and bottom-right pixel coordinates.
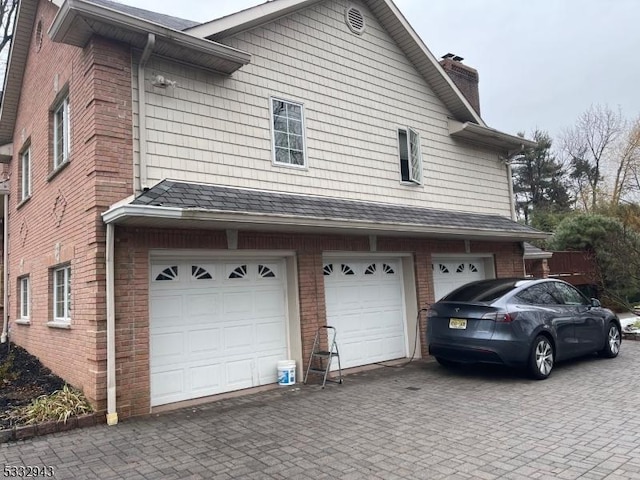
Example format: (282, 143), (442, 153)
(304, 326), (343, 388)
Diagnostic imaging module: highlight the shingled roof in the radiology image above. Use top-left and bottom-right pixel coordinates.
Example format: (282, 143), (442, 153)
(87, 0), (199, 30)
(120, 180), (546, 239)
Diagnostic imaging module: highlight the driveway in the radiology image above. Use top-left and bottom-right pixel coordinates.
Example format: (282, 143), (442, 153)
(2, 342), (640, 479)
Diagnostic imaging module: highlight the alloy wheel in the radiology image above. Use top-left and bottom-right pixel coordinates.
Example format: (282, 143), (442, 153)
(608, 325), (621, 355)
(535, 339), (553, 376)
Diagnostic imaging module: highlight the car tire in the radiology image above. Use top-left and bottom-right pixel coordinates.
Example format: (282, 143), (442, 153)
(529, 335), (554, 380)
(435, 357), (460, 368)
(598, 322), (621, 358)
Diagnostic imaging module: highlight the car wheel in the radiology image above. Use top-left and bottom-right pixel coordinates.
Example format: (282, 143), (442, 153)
(529, 335), (554, 380)
(435, 357), (460, 368)
(599, 322), (621, 358)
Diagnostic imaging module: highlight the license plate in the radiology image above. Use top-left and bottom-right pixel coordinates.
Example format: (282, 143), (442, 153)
(449, 318), (467, 330)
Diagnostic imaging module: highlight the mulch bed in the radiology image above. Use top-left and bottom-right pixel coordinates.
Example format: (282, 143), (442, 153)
(0, 342), (65, 431)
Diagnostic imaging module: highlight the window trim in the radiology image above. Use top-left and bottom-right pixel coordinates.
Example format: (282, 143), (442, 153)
(20, 146), (32, 201)
(270, 97), (307, 169)
(52, 265), (71, 324)
(52, 94), (70, 170)
(398, 127), (423, 185)
(19, 276), (30, 321)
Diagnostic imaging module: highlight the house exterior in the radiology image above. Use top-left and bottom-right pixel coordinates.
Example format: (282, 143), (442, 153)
(0, 0), (545, 423)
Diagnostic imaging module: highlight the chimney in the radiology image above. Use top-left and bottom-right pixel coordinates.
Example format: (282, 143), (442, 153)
(439, 53), (480, 116)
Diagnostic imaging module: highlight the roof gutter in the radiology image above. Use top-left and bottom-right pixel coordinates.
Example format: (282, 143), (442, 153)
(101, 204), (549, 241)
(449, 119), (537, 153)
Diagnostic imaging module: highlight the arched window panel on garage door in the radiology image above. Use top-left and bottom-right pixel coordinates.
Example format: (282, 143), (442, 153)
(153, 265), (179, 282)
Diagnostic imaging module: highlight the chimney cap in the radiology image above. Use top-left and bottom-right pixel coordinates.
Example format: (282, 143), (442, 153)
(442, 53), (464, 62)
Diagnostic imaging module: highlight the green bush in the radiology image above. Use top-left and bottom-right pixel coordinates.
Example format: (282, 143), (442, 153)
(14, 385), (93, 424)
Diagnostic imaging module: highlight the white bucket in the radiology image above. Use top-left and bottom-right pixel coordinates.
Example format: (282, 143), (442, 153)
(277, 360), (296, 386)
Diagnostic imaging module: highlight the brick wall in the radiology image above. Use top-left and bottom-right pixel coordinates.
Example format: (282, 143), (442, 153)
(114, 227), (524, 417)
(7, 0), (133, 409)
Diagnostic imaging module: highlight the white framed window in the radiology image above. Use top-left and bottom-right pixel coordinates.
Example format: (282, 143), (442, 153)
(398, 127), (422, 184)
(20, 276), (30, 320)
(53, 95), (70, 169)
(53, 265), (71, 323)
(21, 147), (31, 200)
(271, 98), (306, 167)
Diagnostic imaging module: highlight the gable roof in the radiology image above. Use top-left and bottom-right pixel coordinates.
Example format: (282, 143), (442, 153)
(103, 179), (548, 241)
(186, 0), (485, 126)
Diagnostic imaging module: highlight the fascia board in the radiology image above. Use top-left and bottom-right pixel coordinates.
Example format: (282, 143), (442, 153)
(102, 204), (550, 241)
(449, 119), (537, 151)
(186, 0), (321, 38)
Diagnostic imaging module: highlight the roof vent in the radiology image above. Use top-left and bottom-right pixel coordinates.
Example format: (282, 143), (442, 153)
(345, 5), (366, 35)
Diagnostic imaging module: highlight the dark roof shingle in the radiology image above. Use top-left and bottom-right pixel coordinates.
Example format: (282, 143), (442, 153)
(132, 180), (544, 236)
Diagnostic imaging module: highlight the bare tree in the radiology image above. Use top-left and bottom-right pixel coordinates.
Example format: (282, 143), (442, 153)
(611, 118), (640, 206)
(0, 0), (17, 88)
(562, 105), (623, 212)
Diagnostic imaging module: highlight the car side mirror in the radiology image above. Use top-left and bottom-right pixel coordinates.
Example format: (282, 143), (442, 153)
(590, 298), (601, 308)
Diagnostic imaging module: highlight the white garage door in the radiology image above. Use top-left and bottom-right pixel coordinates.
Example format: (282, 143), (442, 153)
(432, 258), (488, 301)
(323, 258), (407, 369)
(150, 258), (288, 406)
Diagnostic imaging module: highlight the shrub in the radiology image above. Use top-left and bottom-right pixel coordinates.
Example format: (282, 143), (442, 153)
(14, 385), (93, 424)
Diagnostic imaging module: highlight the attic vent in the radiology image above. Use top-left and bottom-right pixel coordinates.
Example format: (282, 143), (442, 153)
(345, 5), (366, 35)
(35, 20), (43, 52)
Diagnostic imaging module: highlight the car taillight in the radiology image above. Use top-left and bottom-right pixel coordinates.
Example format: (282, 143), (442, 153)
(482, 311), (516, 322)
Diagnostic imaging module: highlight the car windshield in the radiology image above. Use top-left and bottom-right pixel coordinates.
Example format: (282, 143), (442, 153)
(442, 279), (520, 303)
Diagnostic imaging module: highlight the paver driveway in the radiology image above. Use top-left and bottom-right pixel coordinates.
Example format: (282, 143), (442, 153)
(2, 342), (640, 479)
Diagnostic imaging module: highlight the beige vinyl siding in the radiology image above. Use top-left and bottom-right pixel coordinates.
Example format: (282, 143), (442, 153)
(132, 0), (511, 216)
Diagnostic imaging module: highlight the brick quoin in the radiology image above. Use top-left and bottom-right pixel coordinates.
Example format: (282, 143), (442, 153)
(7, 0), (133, 411)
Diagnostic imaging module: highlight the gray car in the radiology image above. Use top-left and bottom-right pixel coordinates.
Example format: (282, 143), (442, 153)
(427, 278), (621, 379)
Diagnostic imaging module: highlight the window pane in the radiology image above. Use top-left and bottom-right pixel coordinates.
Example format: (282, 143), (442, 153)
(272, 100), (286, 116)
(290, 151), (304, 165)
(408, 128), (422, 183)
(55, 270), (65, 318)
(274, 132), (289, 148)
(273, 115), (288, 132)
(288, 118), (302, 135)
(289, 134), (304, 151)
(21, 278), (29, 317)
(287, 103), (302, 120)
(398, 130), (409, 182)
(275, 147), (290, 164)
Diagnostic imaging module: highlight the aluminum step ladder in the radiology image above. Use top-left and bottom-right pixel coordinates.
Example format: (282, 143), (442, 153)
(304, 326), (343, 388)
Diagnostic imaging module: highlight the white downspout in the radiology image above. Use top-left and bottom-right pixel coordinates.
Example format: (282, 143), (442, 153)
(104, 33), (155, 425)
(506, 162), (517, 221)
(105, 222), (117, 425)
(1, 192), (9, 344)
(137, 33), (155, 193)
(105, 223), (117, 425)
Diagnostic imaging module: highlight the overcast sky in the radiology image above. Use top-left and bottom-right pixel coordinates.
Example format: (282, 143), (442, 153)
(92, 0), (640, 140)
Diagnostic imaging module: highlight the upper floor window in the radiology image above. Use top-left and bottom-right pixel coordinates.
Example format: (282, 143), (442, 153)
(20, 146), (31, 201)
(398, 127), (422, 184)
(53, 265), (71, 324)
(53, 95), (70, 169)
(271, 98), (306, 167)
